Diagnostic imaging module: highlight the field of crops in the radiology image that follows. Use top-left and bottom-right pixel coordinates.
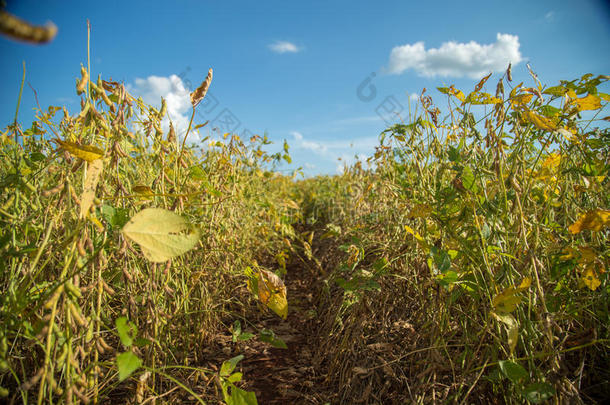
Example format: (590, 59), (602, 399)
(1, 63), (608, 404)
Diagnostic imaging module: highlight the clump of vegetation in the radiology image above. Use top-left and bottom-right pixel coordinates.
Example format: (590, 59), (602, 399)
(1, 52), (608, 404)
(0, 61), (298, 404)
(297, 69), (609, 403)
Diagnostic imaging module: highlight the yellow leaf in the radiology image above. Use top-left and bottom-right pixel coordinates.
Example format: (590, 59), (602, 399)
(80, 159), (103, 219)
(522, 110), (558, 131)
(573, 94), (602, 111)
(517, 277), (531, 291)
(404, 225), (429, 250)
(492, 278), (531, 314)
(449, 85), (465, 102)
(541, 153), (561, 170)
(510, 94), (533, 107)
(493, 289), (522, 314)
(568, 209), (610, 234)
(255, 269), (287, 319)
(582, 267), (601, 291)
(121, 208), (201, 262)
(55, 139), (104, 162)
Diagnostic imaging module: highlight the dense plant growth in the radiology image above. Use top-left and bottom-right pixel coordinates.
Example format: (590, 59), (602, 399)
(1, 62), (608, 404)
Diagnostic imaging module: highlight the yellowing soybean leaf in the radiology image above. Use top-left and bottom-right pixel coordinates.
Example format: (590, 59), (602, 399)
(55, 139), (104, 162)
(132, 185), (154, 196)
(405, 225), (429, 250)
(582, 267), (601, 291)
(574, 94), (602, 111)
(493, 278), (530, 314)
(493, 289), (522, 314)
(80, 159), (103, 219)
(541, 153), (561, 170)
(254, 269), (287, 319)
(510, 94), (533, 107)
(517, 277), (532, 291)
(466, 92), (502, 105)
(523, 110), (558, 131)
(121, 208), (200, 263)
(568, 209), (610, 233)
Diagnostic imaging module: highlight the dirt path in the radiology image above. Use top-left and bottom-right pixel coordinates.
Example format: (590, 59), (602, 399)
(240, 252), (328, 404)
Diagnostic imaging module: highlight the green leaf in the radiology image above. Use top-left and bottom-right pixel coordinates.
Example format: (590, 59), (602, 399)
(461, 166), (477, 192)
(498, 360), (528, 385)
(220, 355), (244, 377)
(101, 204), (129, 228)
(121, 208), (201, 263)
(227, 386), (258, 405)
(115, 317), (137, 347)
(431, 246), (451, 273)
(259, 329), (288, 349)
(116, 351), (142, 382)
(227, 372), (242, 383)
(522, 382), (555, 403)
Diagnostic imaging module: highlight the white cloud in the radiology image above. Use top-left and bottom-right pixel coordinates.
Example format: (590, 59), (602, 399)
(387, 33), (522, 78)
(128, 74), (199, 143)
(545, 11), (555, 22)
(269, 41), (301, 54)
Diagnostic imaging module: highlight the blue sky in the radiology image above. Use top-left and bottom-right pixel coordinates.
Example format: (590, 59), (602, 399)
(1, 0), (609, 175)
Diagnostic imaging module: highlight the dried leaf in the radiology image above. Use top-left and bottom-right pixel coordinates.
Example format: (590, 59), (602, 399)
(248, 269), (288, 319)
(568, 209), (610, 233)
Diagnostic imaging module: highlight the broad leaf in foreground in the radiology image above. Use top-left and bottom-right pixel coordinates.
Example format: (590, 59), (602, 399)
(121, 208), (200, 262)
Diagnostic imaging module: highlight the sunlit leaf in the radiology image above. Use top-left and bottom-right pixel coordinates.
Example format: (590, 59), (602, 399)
(247, 269), (287, 319)
(55, 139), (104, 162)
(121, 208), (201, 262)
(543, 85), (568, 97)
(466, 92), (502, 105)
(80, 159), (103, 219)
(510, 94), (533, 107)
(573, 94), (602, 111)
(568, 209), (610, 233)
(522, 110), (558, 131)
(116, 351), (142, 382)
